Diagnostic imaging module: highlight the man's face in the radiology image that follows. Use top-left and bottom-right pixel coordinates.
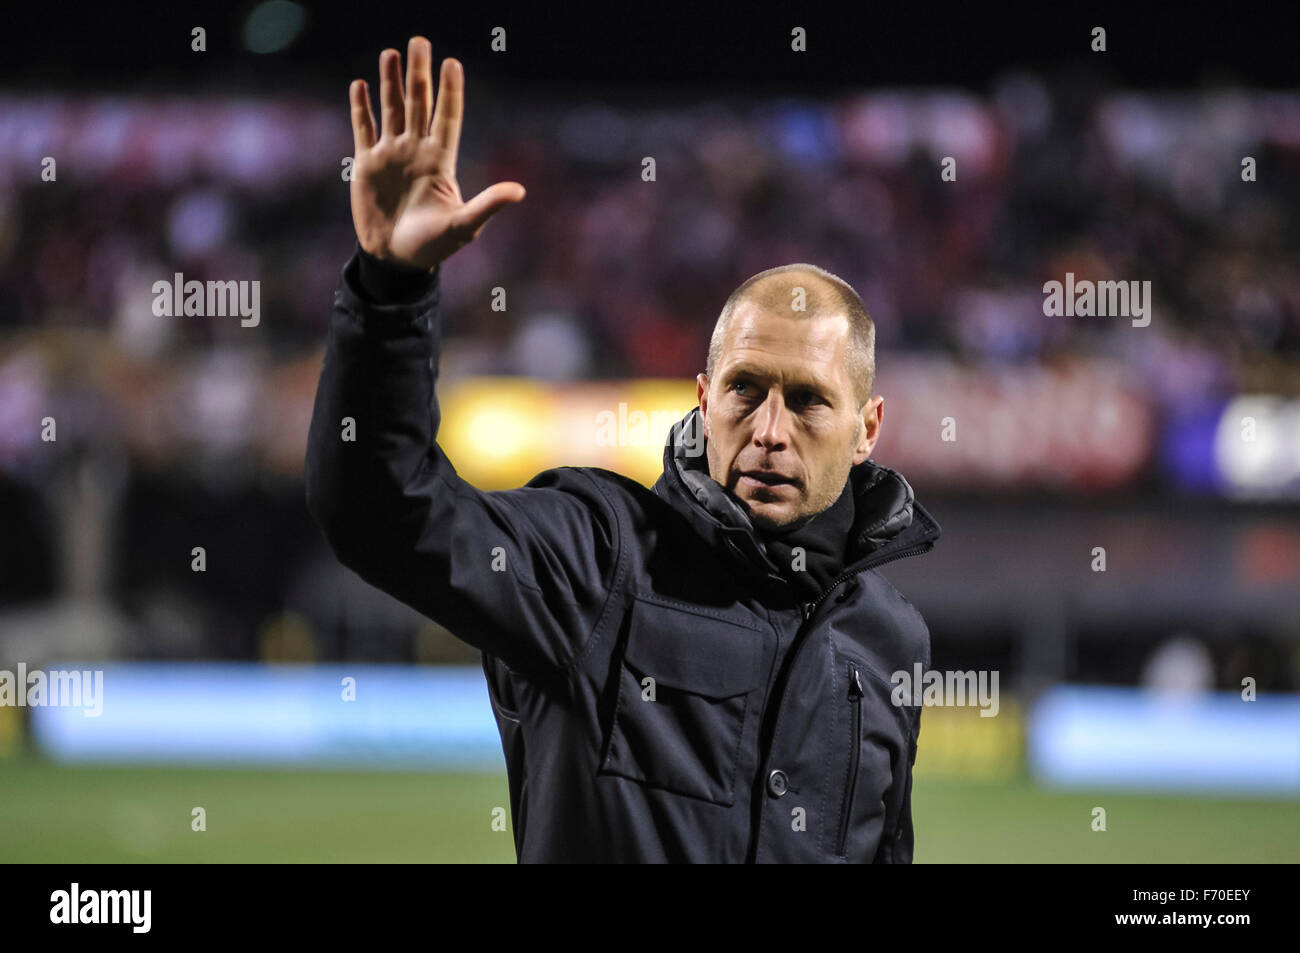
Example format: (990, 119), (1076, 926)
(698, 295), (883, 531)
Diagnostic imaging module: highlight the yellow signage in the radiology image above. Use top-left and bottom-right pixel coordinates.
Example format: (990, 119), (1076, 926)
(439, 378), (698, 489)
(913, 698), (1024, 780)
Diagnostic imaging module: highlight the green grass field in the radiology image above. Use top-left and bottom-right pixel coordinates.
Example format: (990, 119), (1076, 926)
(0, 758), (1295, 862)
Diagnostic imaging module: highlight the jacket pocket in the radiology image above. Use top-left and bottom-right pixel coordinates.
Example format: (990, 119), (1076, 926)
(835, 660), (865, 856)
(599, 598), (765, 806)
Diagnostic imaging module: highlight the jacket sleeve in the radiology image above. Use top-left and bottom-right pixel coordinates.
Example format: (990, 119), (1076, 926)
(304, 247), (621, 681)
(874, 706), (920, 864)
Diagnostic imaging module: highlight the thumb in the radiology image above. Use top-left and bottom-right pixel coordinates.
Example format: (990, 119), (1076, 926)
(458, 181), (526, 238)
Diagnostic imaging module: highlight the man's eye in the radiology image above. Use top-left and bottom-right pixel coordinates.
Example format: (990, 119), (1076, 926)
(732, 381), (753, 396)
(791, 390), (820, 407)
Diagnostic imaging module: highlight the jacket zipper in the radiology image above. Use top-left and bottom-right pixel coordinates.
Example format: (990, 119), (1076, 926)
(751, 538), (936, 862)
(835, 662), (864, 856)
(803, 540), (936, 620)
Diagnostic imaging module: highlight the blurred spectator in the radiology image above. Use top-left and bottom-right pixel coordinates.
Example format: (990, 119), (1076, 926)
(1142, 635), (1215, 696)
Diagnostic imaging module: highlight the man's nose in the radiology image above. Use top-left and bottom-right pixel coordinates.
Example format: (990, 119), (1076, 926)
(753, 393), (791, 450)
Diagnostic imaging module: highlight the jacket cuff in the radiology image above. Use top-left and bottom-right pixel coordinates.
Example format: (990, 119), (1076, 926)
(352, 243), (440, 305)
(336, 245), (441, 331)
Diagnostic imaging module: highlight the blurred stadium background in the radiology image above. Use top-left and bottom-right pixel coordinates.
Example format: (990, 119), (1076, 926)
(0, 4), (1297, 862)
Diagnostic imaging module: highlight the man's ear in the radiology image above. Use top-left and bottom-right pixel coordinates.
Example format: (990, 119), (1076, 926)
(852, 395), (883, 465)
(696, 373), (710, 436)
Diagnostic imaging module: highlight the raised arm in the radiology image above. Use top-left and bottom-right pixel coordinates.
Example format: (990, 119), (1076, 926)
(306, 38), (621, 681)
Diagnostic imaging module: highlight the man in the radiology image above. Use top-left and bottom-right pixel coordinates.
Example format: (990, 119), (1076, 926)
(306, 37), (941, 863)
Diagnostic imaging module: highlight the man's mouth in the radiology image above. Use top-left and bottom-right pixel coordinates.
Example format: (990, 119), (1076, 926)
(737, 470), (798, 490)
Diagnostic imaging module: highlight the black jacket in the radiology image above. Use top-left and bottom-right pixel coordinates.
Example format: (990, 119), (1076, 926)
(305, 248), (942, 863)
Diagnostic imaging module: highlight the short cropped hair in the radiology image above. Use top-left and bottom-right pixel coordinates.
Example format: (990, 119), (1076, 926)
(706, 263), (876, 406)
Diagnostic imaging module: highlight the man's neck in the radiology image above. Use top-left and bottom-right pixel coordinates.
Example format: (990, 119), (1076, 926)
(755, 481), (856, 600)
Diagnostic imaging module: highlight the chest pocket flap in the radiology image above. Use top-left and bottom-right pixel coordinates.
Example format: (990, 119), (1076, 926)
(601, 599), (767, 805)
(623, 602), (764, 697)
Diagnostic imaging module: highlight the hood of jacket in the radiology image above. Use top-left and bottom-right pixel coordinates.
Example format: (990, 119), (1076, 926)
(651, 408), (941, 588)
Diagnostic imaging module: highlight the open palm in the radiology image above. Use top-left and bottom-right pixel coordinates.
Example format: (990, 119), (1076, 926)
(349, 37), (525, 271)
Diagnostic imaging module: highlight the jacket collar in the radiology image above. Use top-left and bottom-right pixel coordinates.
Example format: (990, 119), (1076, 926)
(651, 408), (941, 584)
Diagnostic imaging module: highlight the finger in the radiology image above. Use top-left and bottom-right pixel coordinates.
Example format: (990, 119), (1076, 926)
(349, 79), (377, 151)
(378, 48), (405, 138)
(431, 58), (464, 170)
(405, 36), (433, 136)
(456, 181), (526, 238)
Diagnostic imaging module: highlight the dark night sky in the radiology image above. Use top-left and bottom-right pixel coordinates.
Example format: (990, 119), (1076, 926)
(0, 1), (1292, 95)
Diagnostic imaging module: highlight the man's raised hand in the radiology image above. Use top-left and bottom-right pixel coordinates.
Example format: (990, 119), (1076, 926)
(348, 37), (525, 271)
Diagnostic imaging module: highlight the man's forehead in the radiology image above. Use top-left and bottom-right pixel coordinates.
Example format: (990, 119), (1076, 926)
(715, 307), (854, 393)
(723, 297), (852, 354)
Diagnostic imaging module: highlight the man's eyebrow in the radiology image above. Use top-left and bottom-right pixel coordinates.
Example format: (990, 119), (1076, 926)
(720, 362), (832, 394)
